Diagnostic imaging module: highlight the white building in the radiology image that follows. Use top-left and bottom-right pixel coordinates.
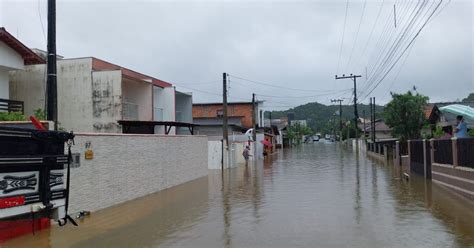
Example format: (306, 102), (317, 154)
(9, 56), (178, 133)
(0, 27), (44, 109)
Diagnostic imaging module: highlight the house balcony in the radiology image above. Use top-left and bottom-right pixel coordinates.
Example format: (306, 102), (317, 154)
(0, 98), (24, 113)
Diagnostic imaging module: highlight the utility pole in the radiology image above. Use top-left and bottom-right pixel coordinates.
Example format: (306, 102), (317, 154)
(47, 0), (58, 130)
(252, 93), (257, 158)
(222, 73), (228, 170)
(362, 110), (366, 139)
(335, 74), (361, 138)
(370, 98), (373, 141)
(331, 99), (343, 141)
(372, 97), (376, 142)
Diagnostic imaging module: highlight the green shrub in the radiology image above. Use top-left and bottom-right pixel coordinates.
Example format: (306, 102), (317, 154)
(433, 126), (444, 138)
(33, 108), (46, 120)
(0, 112), (26, 121)
(469, 129), (474, 137)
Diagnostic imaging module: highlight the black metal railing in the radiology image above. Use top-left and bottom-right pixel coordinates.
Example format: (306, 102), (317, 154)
(0, 98), (24, 113)
(433, 139), (453, 165)
(409, 140), (425, 164)
(399, 141), (408, 156)
(457, 138), (474, 169)
(409, 140), (425, 176)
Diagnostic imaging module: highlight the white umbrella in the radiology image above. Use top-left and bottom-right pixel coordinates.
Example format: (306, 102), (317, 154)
(439, 104), (474, 121)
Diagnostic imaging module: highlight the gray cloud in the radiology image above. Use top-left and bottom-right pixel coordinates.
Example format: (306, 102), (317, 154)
(1, 0), (472, 109)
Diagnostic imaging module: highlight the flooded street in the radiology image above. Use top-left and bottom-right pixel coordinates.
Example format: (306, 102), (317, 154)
(4, 143), (474, 248)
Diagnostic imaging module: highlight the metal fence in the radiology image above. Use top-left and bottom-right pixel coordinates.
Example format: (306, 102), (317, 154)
(399, 141), (408, 156)
(457, 138), (474, 169)
(433, 139), (453, 165)
(409, 140), (426, 176)
(0, 98), (24, 113)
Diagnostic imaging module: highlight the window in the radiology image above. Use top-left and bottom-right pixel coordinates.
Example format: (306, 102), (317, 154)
(216, 109), (224, 117)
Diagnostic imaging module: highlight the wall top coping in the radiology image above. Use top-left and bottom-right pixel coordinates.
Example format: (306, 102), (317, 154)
(432, 162), (474, 172)
(75, 132), (207, 138)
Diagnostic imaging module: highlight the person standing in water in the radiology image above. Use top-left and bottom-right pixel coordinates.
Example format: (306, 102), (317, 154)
(243, 145), (250, 166)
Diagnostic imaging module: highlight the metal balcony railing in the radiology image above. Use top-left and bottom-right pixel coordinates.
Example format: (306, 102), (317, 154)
(0, 98), (24, 113)
(122, 102), (139, 120)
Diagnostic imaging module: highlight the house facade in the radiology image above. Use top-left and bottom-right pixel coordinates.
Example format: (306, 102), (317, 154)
(9, 57), (178, 133)
(0, 28), (44, 111)
(193, 101), (264, 128)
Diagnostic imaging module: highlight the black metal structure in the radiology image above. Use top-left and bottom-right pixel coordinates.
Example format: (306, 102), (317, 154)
(118, 120), (199, 135)
(0, 99), (24, 113)
(0, 126), (74, 219)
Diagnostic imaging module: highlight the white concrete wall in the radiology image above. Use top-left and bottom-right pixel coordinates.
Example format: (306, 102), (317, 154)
(9, 58), (96, 132)
(10, 58), (126, 133)
(122, 78), (152, 121)
(208, 140), (222, 169)
(9, 64), (46, 115)
(56, 58), (95, 132)
(153, 86), (175, 134)
(69, 133), (208, 213)
(175, 92), (192, 123)
(91, 70), (122, 132)
(0, 41), (24, 70)
(0, 69), (9, 99)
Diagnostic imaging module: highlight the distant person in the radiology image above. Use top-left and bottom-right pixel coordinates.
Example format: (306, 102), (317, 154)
(454, 115), (468, 138)
(243, 145), (250, 166)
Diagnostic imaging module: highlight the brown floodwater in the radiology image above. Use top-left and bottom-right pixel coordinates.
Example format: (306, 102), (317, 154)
(3, 143), (474, 248)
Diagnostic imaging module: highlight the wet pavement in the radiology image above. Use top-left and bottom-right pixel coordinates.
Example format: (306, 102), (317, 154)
(3, 142), (474, 247)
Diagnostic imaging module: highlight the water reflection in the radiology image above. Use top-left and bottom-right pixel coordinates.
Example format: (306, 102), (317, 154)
(4, 143), (474, 247)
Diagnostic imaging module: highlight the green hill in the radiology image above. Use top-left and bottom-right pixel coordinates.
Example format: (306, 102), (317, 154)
(269, 102), (384, 133)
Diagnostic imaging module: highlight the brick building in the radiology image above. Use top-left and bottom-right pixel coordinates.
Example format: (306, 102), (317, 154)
(193, 101), (264, 134)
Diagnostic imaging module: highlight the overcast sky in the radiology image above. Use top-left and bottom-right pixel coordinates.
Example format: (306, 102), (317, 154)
(1, 0), (472, 110)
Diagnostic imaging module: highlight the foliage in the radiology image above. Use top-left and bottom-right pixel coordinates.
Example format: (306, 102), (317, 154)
(341, 121), (361, 140)
(383, 91), (429, 142)
(432, 126), (444, 139)
(462, 93), (474, 102)
(287, 122), (313, 145)
(0, 112), (26, 121)
(469, 128), (474, 137)
(34, 108), (46, 120)
(270, 102), (383, 134)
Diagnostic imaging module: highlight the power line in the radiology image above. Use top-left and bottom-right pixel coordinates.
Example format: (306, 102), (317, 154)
(360, 0), (428, 95)
(364, 0), (411, 80)
(365, 0), (419, 85)
(345, 0), (368, 71)
(360, 0), (445, 102)
(336, 0), (350, 74)
(355, 0), (386, 71)
(227, 74), (326, 92)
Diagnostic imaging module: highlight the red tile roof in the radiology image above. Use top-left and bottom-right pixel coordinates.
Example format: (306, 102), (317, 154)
(91, 58), (172, 88)
(0, 27), (45, 65)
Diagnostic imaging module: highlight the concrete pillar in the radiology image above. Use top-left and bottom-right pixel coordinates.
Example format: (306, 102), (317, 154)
(430, 139), (435, 165)
(407, 140), (411, 172)
(452, 137), (458, 167)
(395, 141), (400, 166)
(422, 139), (427, 178)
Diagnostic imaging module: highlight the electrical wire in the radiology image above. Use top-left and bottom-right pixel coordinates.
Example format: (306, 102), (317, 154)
(227, 74), (330, 92)
(336, 0), (350, 74)
(359, 0), (445, 102)
(345, 0), (368, 71)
